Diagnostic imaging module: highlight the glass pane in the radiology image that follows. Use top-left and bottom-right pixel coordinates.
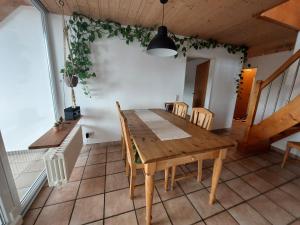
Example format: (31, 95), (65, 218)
(0, 3), (54, 203)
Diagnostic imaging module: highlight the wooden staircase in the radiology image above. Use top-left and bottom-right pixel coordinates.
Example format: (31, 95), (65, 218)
(239, 49), (300, 152)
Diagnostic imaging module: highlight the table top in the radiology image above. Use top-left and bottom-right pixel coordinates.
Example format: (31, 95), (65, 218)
(123, 109), (235, 164)
(28, 118), (80, 150)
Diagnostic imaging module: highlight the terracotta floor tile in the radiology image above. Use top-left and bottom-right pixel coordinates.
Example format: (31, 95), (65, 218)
(107, 151), (123, 162)
(266, 188), (300, 217)
(226, 178), (259, 200)
(23, 208), (41, 225)
(155, 182), (184, 201)
(83, 163), (106, 179)
(104, 211), (137, 225)
(229, 203), (271, 225)
(164, 196), (201, 225)
(105, 188), (134, 217)
(69, 167), (84, 182)
(105, 172), (129, 192)
(267, 165), (296, 181)
(78, 177), (105, 198)
(225, 161), (250, 176)
(24, 160), (45, 173)
(70, 195), (104, 225)
(213, 183), (243, 209)
(242, 173), (273, 193)
(133, 185), (161, 209)
(201, 168), (218, 187)
(35, 201), (74, 225)
(293, 177), (300, 186)
(87, 153), (106, 165)
(154, 170), (166, 181)
(107, 145), (122, 153)
(186, 162), (198, 172)
(46, 181), (80, 205)
(259, 152), (283, 164)
(279, 182), (300, 201)
(75, 156), (88, 167)
(106, 161), (125, 175)
(178, 177), (204, 194)
(205, 211), (239, 225)
(249, 195), (294, 225)
(249, 156), (272, 167)
(90, 146), (106, 155)
(290, 220), (300, 225)
(256, 169), (287, 186)
(220, 167), (237, 181)
(203, 159), (214, 168)
(136, 203), (172, 225)
(239, 158), (262, 171)
(135, 173), (145, 186)
(30, 186), (53, 209)
(194, 222), (205, 225)
(87, 220), (103, 225)
(284, 161), (300, 176)
(187, 189), (224, 219)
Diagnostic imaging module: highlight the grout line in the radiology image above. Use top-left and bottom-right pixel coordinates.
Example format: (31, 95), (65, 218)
(27, 145), (300, 225)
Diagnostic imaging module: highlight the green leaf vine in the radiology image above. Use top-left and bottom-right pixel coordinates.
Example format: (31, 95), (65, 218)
(62, 12), (248, 96)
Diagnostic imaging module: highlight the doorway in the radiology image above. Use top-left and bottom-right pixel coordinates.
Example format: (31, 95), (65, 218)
(233, 68), (257, 120)
(183, 57), (210, 114)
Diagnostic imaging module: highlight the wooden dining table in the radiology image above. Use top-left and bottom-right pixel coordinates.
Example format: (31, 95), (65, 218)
(123, 109), (235, 225)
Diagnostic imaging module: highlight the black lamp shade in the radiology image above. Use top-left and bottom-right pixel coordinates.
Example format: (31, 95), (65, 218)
(147, 26), (177, 57)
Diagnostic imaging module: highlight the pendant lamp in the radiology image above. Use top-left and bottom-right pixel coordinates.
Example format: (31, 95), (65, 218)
(147, 0), (177, 57)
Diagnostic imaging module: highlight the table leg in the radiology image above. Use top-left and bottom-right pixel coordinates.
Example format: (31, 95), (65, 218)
(145, 163), (156, 225)
(209, 149), (227, 204)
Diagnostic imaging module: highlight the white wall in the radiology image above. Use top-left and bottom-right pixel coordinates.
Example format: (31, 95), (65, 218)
(183, 58), (208, 114)
(48, 14), (242, 144)
(248, 51), (293, 124)
(0, 6), (55, 151)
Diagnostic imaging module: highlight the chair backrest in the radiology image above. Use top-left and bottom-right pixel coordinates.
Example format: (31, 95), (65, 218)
(172, 102), (188, 118)
(190, 107), (214, 130)
(119, 110), (136, 166)
(116, 101), (123, 136)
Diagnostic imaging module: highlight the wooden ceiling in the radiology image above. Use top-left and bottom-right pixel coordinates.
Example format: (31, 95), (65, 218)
(0, 0), (31, 21)
(40, 0), (298, 57)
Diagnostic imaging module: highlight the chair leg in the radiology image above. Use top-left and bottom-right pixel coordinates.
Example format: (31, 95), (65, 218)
(281, 146), (291, 168)
(121, 136), (126, 160)
(164, 168), (169, 192)
(125, 159), (130, 176)
(129, 167), (136, 199)
(197, 160), (203, 182)
(171, 166), (176, 191)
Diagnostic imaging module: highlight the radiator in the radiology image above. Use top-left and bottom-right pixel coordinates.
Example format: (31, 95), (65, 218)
(44, 125), (83, 186)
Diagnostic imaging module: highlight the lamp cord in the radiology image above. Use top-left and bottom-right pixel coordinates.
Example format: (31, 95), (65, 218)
(161, 3), (165, 26)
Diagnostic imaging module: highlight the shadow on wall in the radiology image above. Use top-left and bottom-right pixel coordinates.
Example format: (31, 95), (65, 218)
(88, 42), (120, 98)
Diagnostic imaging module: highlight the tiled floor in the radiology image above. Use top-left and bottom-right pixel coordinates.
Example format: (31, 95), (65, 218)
(23, 143), (300, 225)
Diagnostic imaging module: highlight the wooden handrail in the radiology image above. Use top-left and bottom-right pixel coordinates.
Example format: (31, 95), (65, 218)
(261, 49), (300, 89)
(241, 49), (300, 145)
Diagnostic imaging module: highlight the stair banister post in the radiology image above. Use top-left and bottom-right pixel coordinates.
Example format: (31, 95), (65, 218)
(241, 80), (263, 144)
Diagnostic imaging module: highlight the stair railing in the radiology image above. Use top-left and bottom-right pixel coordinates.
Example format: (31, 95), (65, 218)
(243, 49), (300, 142)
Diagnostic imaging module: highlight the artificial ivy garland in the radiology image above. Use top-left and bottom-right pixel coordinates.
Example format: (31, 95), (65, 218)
(61, 12), (248, 96)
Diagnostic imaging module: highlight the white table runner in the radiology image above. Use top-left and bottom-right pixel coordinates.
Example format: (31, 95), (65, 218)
(134, 109), (191, 141)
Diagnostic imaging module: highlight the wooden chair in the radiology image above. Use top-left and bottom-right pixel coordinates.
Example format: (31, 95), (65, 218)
(116, 101), (126, 160)
(117, 107), (170, 199)
(281, 141), (300, 168)
(172, 102), (188, 119)
(170, 107), (214, 190)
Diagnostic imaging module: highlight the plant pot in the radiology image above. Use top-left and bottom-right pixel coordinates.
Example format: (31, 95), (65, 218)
(64, 75), (78, 87)
(53, 127), (59, 132)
